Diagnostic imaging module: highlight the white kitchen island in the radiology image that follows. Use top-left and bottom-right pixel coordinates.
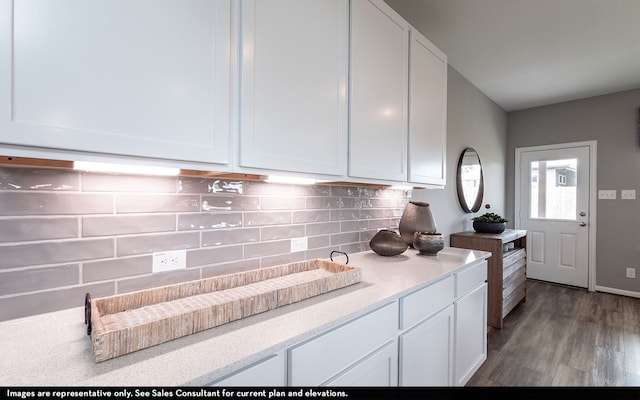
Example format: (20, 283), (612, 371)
(0, 247), (490, 386)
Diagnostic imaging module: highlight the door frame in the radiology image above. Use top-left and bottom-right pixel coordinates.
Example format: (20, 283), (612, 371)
(514, 140), (597, 292)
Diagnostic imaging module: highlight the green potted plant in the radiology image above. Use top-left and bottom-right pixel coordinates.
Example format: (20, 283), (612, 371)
(472, 212), (508, 234)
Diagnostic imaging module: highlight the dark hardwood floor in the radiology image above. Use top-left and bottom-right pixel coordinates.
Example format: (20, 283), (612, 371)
(467, 279), (640, 386)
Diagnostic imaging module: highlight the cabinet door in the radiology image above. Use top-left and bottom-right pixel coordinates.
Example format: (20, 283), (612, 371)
(454, 283), (488, 386)
(408, 29), (447, 185)
(349, 0), (409, 182)
(325, 340), (398, 387)
(288, 301), (398, 386)
(239, 0), (348, 176)
(399, 305), (453, 386)
(209, 351), (285, 386)
(0, 0), (230, 165)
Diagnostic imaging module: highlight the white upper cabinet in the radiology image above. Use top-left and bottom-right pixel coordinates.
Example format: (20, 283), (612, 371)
(239, 0), (349, 176)
(0, 0), (231, 166)
(349, 0), (410, 182)
(408, 29), (447, 185)
(349, 0), (447, 185)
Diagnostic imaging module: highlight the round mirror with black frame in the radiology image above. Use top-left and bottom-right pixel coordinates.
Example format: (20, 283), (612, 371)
(456, 147), (484, 213)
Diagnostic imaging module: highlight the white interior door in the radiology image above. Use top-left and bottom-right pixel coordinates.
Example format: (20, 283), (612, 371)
(516, 142), (595, 288)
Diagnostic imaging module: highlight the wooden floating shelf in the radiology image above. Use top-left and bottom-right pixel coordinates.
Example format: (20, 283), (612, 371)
(86, 259), (361, 362)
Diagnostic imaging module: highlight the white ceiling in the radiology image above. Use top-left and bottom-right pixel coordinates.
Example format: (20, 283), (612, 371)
(390, 0), (640, 111)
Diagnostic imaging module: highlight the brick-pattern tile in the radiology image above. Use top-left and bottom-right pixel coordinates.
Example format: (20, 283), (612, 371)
(83, 214), (175, 237)
(0, 239), (114, 269)
(83, 256), (152, 282)
(0, 166), (408, 321)
(0, 167), (80, 191)
(0, 264), (79, 295)
(116, 232), (199, 256)
(0, 192), (113, 215)
(0, 217), (78, 242)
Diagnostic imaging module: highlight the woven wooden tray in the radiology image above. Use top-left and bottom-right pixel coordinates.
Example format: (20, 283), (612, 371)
(84, 258), (361, 362)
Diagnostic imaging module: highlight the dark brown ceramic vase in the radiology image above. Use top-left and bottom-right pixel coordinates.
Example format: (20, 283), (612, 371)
(369, 230), (408, 256)
(398, 202), (437, 247)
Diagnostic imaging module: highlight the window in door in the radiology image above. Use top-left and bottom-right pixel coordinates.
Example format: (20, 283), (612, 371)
(529, 159), (577, 220)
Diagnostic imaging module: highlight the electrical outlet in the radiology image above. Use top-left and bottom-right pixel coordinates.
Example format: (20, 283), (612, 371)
(626, 268), (636, 279)
(152, 249), (187, 273)
(290, 237), (308, 253)
(621, 190), (636, 200)
(598, 190), (616, 200)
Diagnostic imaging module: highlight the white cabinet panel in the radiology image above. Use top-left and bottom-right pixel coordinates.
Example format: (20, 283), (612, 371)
(325, 340), (398, 387)
(209, 351), (285, 386)
(349, 0), (409, 182)
(455, 260), (488, 298)
(400, 276), (453, 330)
(454, 283), (488, 386)
(399, 305), (453, 386)
(288, 301), (398, 386)
(0, 0), (230, 165)
(239, 0), (348, 176)
(408, 29), (447, 185)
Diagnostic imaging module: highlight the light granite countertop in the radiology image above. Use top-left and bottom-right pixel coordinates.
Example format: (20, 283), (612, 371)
(0, 247), (490, 386)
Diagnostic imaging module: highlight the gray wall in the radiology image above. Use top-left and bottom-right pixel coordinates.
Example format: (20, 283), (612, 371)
(507, 89), (640, 292)
(412, 67), (508, 242)
(386, 0), (509, 242)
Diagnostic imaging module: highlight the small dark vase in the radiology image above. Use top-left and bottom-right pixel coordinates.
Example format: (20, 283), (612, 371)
(369, 230), (408, 256)
(399, 202), (437, 247)
(472, 221), (506, 234)
(413, 232), (444, 256)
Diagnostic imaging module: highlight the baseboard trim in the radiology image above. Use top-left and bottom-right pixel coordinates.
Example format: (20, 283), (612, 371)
(595, 285), (640, 298)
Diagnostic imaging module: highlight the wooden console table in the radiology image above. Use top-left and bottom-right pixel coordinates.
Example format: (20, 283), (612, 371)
(450, 229), (527, 329)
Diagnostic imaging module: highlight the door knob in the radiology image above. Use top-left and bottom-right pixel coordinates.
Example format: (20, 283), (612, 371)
(579, 212), (587, 217)
(579, 222), (587, 227)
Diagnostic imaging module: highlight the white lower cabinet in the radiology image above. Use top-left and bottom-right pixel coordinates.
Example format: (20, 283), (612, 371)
(209, 260), (487, 387)
(209, 351), (286, 386)
(399, 305), (454, 386)
(288, 301), (398, 386)
(454, 261), (488, 386)
(325, 340), (398, 386)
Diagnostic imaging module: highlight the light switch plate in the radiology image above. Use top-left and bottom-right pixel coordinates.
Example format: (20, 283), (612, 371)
(598, 190), (616, 200)
(621, 190), (636, 200)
